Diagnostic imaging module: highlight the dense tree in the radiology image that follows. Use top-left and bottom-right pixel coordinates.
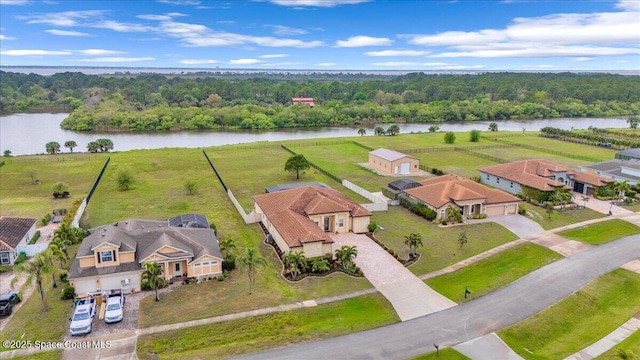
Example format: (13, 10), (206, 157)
(64, 140), (77, 152)
(87, 141), (100, 153)
(357, 128), (366, 136)
(282, 251), (307, 279)
(95, 138), (114, 152)
(334, 245), (357, 270)
(3, 150), (11, 157)
(444, 131), (456, 144)
(45, 141), (61, 154)
(428, 125), (439, 133)
(284, 154), (310, 180)
(488, 122), (498, 132)
(628, 115), (639, 130)
(386, 124), (400, 136)
(374, 126), (385, 136)
(237, 247), (267, 294)
(117, 169), (134, 191)
(470, 129), (480, 142)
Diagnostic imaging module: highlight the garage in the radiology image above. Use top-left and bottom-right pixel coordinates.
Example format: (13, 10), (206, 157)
(72, 271), (141, 294)
(484, 205), (505, 216)
(400, 162), (410, 175)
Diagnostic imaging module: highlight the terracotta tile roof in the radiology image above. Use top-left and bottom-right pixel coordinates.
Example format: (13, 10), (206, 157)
(369, 148), (417, 162)
(253, 186), (371, 248)
(405, 174), (520, 208)
(573, 171), (614, 187)
(292, 98), (315, 106)
(0, 217), (37, 251)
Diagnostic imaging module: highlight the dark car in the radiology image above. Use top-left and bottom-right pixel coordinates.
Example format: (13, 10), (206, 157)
(0, 291), (21, 305)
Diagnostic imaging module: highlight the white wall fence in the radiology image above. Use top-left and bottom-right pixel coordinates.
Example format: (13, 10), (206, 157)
(342, 179), (388, 211)
(17, 243), (49, 257)
(227, 189), (259, 224)
(71, 198), (88, 228)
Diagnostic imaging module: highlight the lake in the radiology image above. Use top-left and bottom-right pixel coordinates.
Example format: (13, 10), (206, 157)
(0, 113), (630, 156)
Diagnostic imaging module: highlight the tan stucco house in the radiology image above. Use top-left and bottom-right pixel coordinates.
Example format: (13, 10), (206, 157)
(369, 148), (420, 176)
(0, 217), (37, 265)
(404, 174), (521, 219)
(69, 214), (222, 294)
(253, 186), (371, 257)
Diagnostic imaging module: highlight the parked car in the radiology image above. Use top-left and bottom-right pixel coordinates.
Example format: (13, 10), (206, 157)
(104, 290), (125, 324)
(0, 291), (20, 317)
(69, 297), (96, 336)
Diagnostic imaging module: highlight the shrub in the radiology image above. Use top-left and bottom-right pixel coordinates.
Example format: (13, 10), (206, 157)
(0, 265), (8, 273)
(117, 169), (135, 191)
(28, 230), (41, 245)
(41, 213), (51, 226)
(184, 180), (199, 195)
(367, 222), (377, 233)
(470, 129), (481, 142)
(222, 254), (236, 271)
(518, 203), (527, 215)
(141, 280), (151, 291)
(14, 253), (26, 265)
(60, 285), (76, 300)
(444, 131), (456, 144)
(217, 275), (224, 281)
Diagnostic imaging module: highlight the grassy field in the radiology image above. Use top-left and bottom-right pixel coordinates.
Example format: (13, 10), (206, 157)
(426, 243), (562, 303)
(594, 329), (640, 360)
(1, 244), (80, 350)
(498, 269), (640, 360)
(472, 146), (589, 168)
(354, 132), (499, 150)
(483, 135), (618, 161)
(137, 293), (399, 359)
(12, 351), (62, 359)
(0, 154), (107, 219)
(523, 206), (604, 230)
(411, 348), (470, 360)
(371, 207), (519, 276)
(558, 219), (640, 245)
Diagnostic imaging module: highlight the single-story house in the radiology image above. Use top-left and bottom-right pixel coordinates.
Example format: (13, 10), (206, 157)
(253, 186), (371, 257)
(292, 97), (315, 107)
(579, 159), (640, 185)
(404, 174), (521, 219)
(369, 148), (420, 176)
(68, 214), (222, 294)
(479, 159), (614, 198)
(0, 217), (37, 265)
(616, 148), (640, 161)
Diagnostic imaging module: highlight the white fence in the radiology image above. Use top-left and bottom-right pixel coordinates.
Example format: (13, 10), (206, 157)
(342, 179), (388, 211)
(227, 189), (259, 224)
(72, 198), (87, 228)
(17, 243), (49, 257)
(360, 203), (388, 212)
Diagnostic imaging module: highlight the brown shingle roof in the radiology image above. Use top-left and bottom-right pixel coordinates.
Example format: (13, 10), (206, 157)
(0, 217), (37, 251)
(253, 186), (371, 248)
(405, 174), (520, 208)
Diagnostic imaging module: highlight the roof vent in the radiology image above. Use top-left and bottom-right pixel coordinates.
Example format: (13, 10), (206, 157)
(102, 233), (105, 237)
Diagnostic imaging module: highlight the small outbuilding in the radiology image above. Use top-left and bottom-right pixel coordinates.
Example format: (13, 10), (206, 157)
(292, 97), (315, 107)
(369, 148), (420, 176)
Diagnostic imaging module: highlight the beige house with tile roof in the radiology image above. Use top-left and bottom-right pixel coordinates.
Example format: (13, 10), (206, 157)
(253, 186), (371, 257)
(404, 174), (521, 219)
(69, 214), (222, 294)
(369, 149), (420, 176)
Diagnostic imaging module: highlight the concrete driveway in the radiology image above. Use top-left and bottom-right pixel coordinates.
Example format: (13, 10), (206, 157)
(574, 192), (633, 216)
(476, 214), (545, 239)
(331, 233), (456, 321)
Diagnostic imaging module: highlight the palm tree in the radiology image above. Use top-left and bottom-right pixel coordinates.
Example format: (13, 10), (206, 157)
(45, 141), (61, 155)
(404, 233), (424, 257)
(64, 140), (77, 153)
(219, 238), (236, 259)
(334, 245), (358, 270)
(357, 128), (366, 136)
(46, 243), (66, 287)
(488, 122), (498, 132)
(615, 180), (631, 203)
(52, 222), (84, 258)
(142, 262), (166, 301)
(310, 258), (330, 273)
(282, 251), (307, 279)
(446, 205), (462, 223)
(237, 248), (267, 294)
(581, 195), (590, 208)
(374, 126), (385, 136)
(12, 252), (57, 311)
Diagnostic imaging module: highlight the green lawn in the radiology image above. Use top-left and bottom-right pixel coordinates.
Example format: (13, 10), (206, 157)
(558, 219), (640, 245)
(473, 147), (589, 168)
(354, 132), (497, 150)
(483, 135), (618, 161)
(524, 206), (604, 230)
(426, 243), (562, 303)
(371, 207), (519, 276)
(136, 293), (399, 359)
(411, 348), (470, 360)
(594, 328), (640, 360)
(498, 269), (640, 360)
(1, 244), (80, 350)
(0, 153), (107, 218)
(12, 351), (62, 360)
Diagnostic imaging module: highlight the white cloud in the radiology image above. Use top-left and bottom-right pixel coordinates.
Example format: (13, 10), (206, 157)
(260, 54), (288, 58)
(1, 49), (72, 56)
(572, 57), (595, 62)
(266, 25), (307, 35)
(217, 20), (235, 24)
(229, 58), (264, 65)
(371, 61), (420, 67)
(45, 29), (91, 36)
(371, 61), (485, 69)
(261, 61), (303, 66)
(316, 62), (336, 66)
(74, 57), (155, 62)
(265, 0), (370, 7)
(0, 0), (30, 5)
(138, 14), (174, 21)
(335, 35), (393, 47)
(364, 50), (430, 57)
(157, 0), (200, 5)
(618, 60), (630, 63)
(93, 20), (154, 32)
(179, 59), (219, 64)
(522, 64), (555, 68)
(74, 49), (125, 55)
(0, 34), (16, 40)
(431, 45), (640, 58)
(20, 10), (105, 27)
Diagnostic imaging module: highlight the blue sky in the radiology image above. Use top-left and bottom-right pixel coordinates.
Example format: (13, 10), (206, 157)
(0, 0), (638, 70)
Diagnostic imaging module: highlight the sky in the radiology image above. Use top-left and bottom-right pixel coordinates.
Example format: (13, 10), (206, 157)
(0, 0), (638, 71)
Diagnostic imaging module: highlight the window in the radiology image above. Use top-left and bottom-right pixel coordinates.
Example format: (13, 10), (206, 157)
(510, 182), (513, 188)
(0, 252), (9, 264)
(211, 261), (218, 265)
(497, 178), (500, 184)
(202, 262), (210, 266)
(414, 164), (418, 168)
(470, 205), (475, 214)
(194, 263), (202, 267)
(100, 251), (114, 262)
(486, 174), (490, 180)
(338, 219), (344, 227)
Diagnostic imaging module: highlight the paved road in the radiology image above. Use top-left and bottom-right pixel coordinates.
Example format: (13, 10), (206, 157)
(235, 234), (640, 360)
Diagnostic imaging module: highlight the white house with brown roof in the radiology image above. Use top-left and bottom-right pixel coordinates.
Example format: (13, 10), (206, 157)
(369, 149), (420, 176)
(69, 214), (223, 294)
(0, 217), (37, 265)
(480, 159), (614, 197)
(404, 175), (521, 219)
(253, 186), (371, 257)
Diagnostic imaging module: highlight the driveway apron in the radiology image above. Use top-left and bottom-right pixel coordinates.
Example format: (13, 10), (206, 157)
(453, 333), (524, 360)
(575, 192), (633, 216)
(331, 233), (456, 321)
(476, 214), (545, 239)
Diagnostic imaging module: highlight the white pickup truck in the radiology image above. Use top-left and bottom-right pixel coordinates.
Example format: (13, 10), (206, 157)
(104, 290), (124, 324)
(69, 297), (96, 336)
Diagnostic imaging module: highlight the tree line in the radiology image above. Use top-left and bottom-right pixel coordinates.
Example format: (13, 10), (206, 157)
(1, 71), (638, 131)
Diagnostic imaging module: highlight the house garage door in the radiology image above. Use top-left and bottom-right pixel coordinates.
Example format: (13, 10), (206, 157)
(400, 162), (410, 175)
(74, 278), (98, 295)
(485, 205), (505, 216)
(505, 204), (518, 214)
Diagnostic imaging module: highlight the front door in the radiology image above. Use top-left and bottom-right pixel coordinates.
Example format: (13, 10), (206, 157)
(174, 262), (181, 277)
(323, 217), (330, 232)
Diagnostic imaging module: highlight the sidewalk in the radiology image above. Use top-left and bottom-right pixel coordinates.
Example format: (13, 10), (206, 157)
(564, 314), (640, 360)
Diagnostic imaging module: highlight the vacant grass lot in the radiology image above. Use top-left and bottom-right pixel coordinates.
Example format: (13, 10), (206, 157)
(0, 154), (107, 218)
(371, 207), (519, 276)
(524, 206), (604, 230)
(1, 244), (80, 350)
(595, 329), (640, 359)
(484, 135), (617, 161)
(137, 293), (399, 359)
(412, 348), (470, 360)
(426, 243), (562, 303)
(354, 132), (496, 150)
(499, 269), (640, 360)
(558, 219), (640, 245)
(472, 147), (589, 168)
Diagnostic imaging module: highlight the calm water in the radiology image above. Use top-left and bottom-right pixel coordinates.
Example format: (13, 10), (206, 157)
(0, 113), (630, 156)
